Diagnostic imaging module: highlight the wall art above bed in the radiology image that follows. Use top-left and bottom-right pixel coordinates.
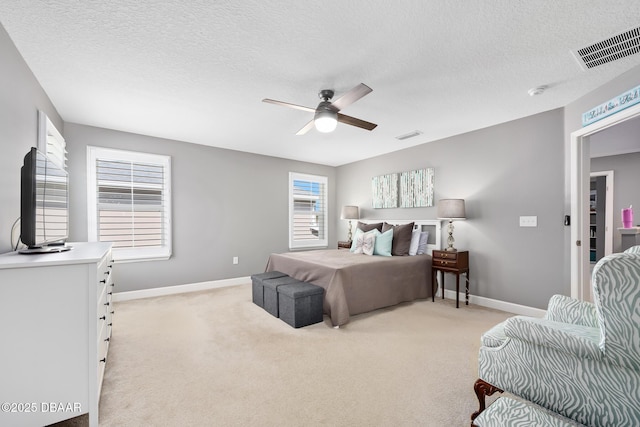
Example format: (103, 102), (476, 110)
(371, 173), (398, 208)
(372, 168), (434, 208)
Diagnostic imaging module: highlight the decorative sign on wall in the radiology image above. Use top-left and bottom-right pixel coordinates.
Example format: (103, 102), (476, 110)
(372, 168), (434, 209)
(400, 168), (435, 207)
(582, 85), (640, 127)
(372, 173), (398, 208)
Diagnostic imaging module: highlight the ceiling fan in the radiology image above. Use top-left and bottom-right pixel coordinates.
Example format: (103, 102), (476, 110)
(262, 83), (378, 135)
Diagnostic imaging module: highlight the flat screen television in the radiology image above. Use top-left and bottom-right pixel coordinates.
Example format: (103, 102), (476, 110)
(20, 147), (71, 254)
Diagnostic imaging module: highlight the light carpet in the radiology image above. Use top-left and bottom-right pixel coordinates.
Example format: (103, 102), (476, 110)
(91, 284), (513, 426)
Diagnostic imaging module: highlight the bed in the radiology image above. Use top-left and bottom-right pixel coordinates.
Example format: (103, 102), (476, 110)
(265, 220), (442, 326)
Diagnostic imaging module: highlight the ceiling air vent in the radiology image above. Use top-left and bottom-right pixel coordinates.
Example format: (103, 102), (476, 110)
(571, 26), (640, 71)
(395, 130), (423, 141)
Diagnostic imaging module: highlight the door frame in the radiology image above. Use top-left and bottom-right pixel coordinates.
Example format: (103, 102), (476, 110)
(570, 103), (640, 300)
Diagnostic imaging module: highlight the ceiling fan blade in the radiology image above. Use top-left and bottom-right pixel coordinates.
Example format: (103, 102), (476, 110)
(296, 120), (316, 135)
(337, 113), (377, 131)
(262, 98), (315, 113)
(330, 83), (373, 111)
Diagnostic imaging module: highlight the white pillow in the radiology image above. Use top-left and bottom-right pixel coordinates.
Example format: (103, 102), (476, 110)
(409, 229), (421, 256)
(353, 230), (376, 255)
(417, 231), (429, 255)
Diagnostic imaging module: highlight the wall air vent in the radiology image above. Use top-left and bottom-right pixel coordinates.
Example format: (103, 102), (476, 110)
(571, 26), (640, 71)
(395, 130), (423, 141)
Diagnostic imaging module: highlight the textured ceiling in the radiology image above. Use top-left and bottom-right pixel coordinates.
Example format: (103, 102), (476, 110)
(1, 1), (640, 166)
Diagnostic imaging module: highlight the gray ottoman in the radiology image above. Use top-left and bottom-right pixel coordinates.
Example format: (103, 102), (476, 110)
(251, 271), (288, 308)
(277, 282), (324, 328)
(263, 276), (303, 317)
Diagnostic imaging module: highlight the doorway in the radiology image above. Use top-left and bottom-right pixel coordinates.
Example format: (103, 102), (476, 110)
(589, 171), (613, 264)
(570, 103), (640, 301)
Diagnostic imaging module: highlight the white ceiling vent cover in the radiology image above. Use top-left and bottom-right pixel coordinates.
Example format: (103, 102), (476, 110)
(395, 130), (423, 141)
(571, 26), (640, 71)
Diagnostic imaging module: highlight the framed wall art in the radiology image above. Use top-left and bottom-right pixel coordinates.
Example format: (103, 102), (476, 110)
(371, 173), (398, 208)
(400, 168), (434, 207)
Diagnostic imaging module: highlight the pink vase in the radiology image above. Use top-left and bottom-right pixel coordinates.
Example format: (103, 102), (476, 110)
(622, 208), (633, 228)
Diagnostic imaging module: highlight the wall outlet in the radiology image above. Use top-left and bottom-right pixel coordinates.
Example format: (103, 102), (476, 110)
(519, 216), (538, 227)
(232, 256), (239, 265)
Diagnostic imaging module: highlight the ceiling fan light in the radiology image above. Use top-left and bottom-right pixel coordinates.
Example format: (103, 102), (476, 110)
(314, 109), (338, 133)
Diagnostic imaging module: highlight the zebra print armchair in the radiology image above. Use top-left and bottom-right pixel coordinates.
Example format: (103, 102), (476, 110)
(625, 245), (640, 254)
(473, 252), (640, 427)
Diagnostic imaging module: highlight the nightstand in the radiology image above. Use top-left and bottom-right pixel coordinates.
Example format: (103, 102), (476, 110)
(431, 250), (469, 308)
(337, 241), (352, 250)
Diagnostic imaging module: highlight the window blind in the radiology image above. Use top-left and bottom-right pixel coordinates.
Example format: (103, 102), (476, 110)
(45, 133), (67, 170)
(289, 172), (328, 249)
(38, 110), (67, 169)
(87, 146), (172, 261)
(96, 160), (166, 249)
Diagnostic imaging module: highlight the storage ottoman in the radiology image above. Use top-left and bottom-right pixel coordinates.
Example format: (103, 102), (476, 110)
(277, 282), (324, 328)
(263, 276), (303, 317)
(251, 271), (287, 308)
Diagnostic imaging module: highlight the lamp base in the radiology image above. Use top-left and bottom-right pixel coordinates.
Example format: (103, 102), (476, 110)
(445, 219), (457, 251)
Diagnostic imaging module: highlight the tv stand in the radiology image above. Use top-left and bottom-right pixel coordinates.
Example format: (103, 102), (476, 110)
(19, 243), (72, 254)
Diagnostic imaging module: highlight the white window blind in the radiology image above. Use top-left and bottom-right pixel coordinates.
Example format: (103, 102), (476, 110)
(38, 110), (67, 169)
(289, 172), (328, 249)
(87, 147), (172, 261)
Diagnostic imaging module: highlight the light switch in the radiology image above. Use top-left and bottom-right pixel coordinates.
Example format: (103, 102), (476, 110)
(519, 216), (538, 227)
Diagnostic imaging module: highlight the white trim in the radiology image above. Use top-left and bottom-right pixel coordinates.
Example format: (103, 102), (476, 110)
(114, 275), (546, 318)
(113, 276), (251, 302)
(288, 171), (329, 250)
(87, 146), (173, 262)
(570, 102), (640, 300)
(436, 288), (546, 318)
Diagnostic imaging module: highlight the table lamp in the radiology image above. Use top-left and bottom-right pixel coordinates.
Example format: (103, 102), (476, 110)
(437, 199), (466, 251)
(340, 205), (359, 241)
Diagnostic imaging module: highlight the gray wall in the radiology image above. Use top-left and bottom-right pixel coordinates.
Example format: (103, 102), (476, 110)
(65, 123), (336, 292)
(591, 152), (640, 252)
(4, 18), (640, 306)
(0, 23), (63, 254)
(336, 109), (566, 309)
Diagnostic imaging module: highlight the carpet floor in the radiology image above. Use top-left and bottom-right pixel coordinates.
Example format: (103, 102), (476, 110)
(86, 284), (513, 426)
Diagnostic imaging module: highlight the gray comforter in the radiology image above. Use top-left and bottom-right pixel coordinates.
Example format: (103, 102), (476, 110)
(265, 249), (432, 326)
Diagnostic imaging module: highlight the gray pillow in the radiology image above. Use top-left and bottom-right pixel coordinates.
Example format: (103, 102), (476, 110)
(382, 222), (414, 256)
(357, 221), (383, 232)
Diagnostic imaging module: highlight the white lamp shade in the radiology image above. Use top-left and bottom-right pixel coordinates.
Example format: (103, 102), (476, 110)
(340, 205), (359, 220)
(437, 199), (466, 219)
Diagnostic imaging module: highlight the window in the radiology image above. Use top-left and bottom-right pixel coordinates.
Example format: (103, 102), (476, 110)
(289, 172), (328, 249)
(87, 147), (172, 262)
(38, 110), (66, 170)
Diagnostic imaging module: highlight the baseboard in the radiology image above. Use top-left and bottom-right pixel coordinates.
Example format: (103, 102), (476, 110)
(113, 276), (250, 302)
(437, 289), (546, 317)
(115, 276), (545, 317)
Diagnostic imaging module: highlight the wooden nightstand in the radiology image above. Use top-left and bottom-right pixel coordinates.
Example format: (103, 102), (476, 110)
(338, 241), (352, 250)
(432, 250), (469, 308)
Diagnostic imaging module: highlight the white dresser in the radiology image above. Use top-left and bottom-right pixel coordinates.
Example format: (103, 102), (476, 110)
(0, 242), (114, 427)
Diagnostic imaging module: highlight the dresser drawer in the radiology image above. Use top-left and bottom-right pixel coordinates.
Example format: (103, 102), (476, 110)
(432, 250), (469, 269)
(434, 258), (459, 268)
(432, 250), (458, 260)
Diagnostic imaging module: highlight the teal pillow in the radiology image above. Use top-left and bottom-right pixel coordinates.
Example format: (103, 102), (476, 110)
(350, 228), (364, 252)
(373, 228), (393, 256)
